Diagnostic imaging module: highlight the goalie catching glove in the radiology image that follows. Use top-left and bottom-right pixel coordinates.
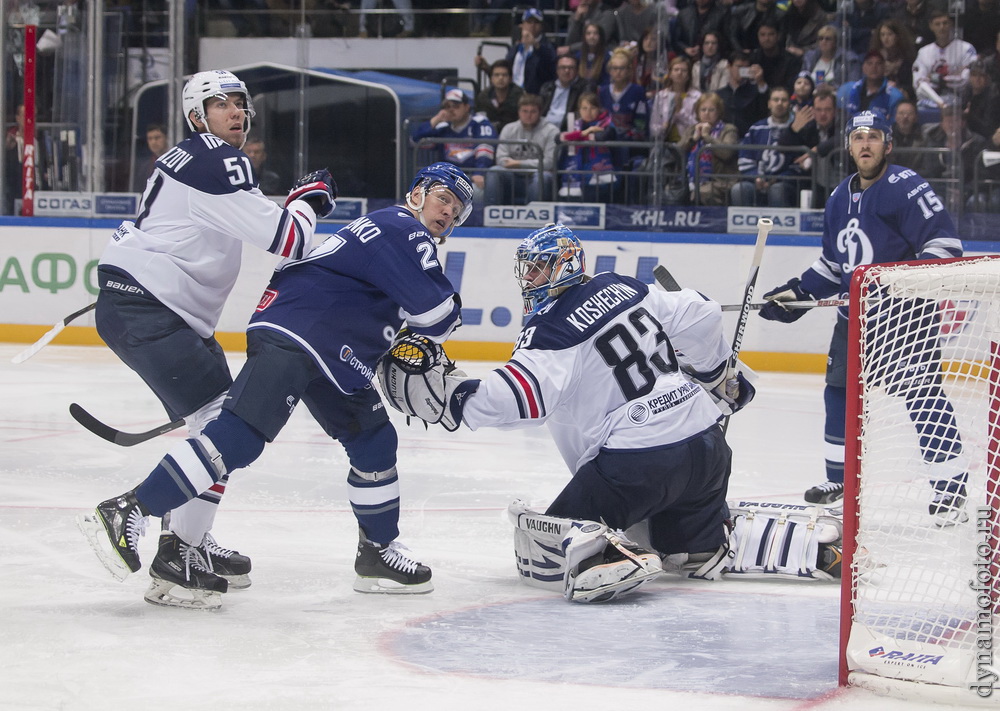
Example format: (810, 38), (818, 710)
(285, 168), (338, 218)
(376, 333), (479, 431)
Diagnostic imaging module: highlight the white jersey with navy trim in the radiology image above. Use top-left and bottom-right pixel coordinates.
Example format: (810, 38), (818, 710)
(99, 132), (319, 338)
(461, 273), (730, 473)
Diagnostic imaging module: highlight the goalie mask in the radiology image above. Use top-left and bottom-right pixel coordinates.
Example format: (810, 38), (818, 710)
(405, 163), (475, 241)
(515, 223), (587, 315)
(182, 70), (256, 139)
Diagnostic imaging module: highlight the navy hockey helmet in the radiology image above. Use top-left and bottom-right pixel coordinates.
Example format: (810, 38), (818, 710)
(515, 223), (587, 316)
(406, 163), (475, 238)
(182, 70), (255, 137)
(844, 110), (892, 149)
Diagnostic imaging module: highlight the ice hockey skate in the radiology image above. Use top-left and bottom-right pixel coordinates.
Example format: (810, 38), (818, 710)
(353, 532), (433, 594)
(566, 533), (663, 603)
(77, 489), (149, 582)
(929, 482), (969, 527)
(201, 533), (252, 590)
(144, 532), (228, 610)
(804, 480), (844, 504)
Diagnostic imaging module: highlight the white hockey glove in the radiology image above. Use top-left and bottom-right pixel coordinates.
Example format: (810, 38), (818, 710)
(285, 168), (337, 218)
(375, 333), (479, 431)
(688, 362), (757, 416)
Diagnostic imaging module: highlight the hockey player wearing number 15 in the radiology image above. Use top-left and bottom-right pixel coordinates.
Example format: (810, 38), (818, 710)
(759, 111), (967, 519)
(78, 69), (337, 608)
(79, 162), (474, 608)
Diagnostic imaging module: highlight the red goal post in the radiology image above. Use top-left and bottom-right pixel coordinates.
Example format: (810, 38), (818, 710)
(841, 255), (1000, 704)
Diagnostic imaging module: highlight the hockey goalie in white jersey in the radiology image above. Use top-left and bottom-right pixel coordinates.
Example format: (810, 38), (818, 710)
(379, 224), (843, 602)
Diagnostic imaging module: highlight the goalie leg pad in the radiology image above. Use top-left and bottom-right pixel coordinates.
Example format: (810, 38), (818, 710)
(722, 501), (843, 581)
(508, 500), (595, 591)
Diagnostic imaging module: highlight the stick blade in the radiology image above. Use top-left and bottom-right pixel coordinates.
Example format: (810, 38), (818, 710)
(652, 265), (681, 292)
(10, 324), (64, 364)
(69, 403), (184, 447)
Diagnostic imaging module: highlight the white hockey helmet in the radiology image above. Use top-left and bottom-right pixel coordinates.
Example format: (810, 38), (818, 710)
(182, 69), (256, 135)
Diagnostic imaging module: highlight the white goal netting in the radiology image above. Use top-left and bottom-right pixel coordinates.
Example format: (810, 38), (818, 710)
(843, 256), (1000, 703)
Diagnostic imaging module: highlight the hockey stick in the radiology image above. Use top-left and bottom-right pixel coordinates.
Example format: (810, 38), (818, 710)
(722, 218), (773, 434)
(652, 264), (681, 292)
(721, 298), (847, 312)
(69, 403), (184, 447)
(11, 302), (96, 364)
(654, 267), (845, 310)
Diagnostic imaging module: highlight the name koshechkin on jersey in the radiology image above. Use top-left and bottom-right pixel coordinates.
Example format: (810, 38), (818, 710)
(248, 206), (461, 395)
(461, 272), (730, 472)
(801, 164), (964, 315)
(100, 132), (316, 338)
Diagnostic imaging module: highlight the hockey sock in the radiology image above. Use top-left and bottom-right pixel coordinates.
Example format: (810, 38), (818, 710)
(343, 422), (400, 544)
(903, 386), (963, 461)
(348, 467), (400, 544)
(824, 385), (846, 483)
(167, 473), (230, 546)
(136, 436), (226, 517)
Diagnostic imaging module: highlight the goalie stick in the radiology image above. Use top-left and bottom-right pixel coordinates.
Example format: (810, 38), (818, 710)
(69, 403), (184, 447)
(11, 302), (96, 364)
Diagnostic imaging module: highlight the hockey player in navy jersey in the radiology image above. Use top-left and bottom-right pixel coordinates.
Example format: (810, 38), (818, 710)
(78, 69), (337, 607)
(759, 111), (967, 520)
(79, 162), (473, 608)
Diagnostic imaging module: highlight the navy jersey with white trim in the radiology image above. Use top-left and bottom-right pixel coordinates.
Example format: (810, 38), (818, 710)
(461, 273), (730, 473)
(248, 205), (461, 395)
(100, 132), (319, 338)
(800, 164), (963, 316)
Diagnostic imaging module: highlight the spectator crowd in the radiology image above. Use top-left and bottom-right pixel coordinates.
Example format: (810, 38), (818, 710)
(407, 1), (1000, 211)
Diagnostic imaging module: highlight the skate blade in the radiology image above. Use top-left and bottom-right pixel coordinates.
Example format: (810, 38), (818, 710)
(144, 578), (223, 610)
(220, 573), (252, 590)
(352, 576), (434, 595)
(76, 513), (133, 582)
(933, 509), (970, 528)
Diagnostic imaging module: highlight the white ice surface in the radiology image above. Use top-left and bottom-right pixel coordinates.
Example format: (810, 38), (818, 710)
(0, 345), (982, 709)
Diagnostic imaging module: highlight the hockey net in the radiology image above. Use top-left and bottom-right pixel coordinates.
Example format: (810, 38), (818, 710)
(841, 255), (1000, 704)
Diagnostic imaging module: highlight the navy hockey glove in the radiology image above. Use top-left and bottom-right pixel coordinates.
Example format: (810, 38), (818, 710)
(286, 168), (338, 218)
(443, 377), (480, 432)
(759, 278), (811, 324)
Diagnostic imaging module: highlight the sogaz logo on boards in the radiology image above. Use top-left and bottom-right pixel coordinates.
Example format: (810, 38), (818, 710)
(485, 202), (605, 229)
(727, 208), (801, 233)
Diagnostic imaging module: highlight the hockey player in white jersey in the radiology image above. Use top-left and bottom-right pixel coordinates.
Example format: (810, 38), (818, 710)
(79, 162), (473, 608)
(78, 69), (336, 606)
(378, 224), (846, 603)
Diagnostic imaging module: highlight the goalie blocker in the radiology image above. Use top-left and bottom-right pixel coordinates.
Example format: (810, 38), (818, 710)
(508, 500), (842, 600)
